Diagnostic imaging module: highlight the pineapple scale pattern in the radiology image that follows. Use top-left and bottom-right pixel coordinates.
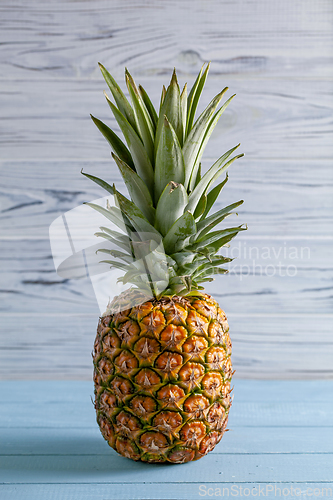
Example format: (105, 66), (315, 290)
(93, 292), (233, 463)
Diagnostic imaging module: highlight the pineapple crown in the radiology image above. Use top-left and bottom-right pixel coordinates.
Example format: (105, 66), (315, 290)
(82, 63), (246, 299)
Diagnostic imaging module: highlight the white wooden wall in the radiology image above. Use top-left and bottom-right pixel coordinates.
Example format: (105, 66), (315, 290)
(0, 0), (332, 379)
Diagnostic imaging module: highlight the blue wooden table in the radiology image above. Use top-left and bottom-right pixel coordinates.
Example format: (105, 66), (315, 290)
(0, 380), (332, 500)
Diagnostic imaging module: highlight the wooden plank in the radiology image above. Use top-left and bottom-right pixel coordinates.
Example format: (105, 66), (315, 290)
(0, 236), (332, 315)
(1, 380), (332, 403)
(1, 399), (331, 428)
(1, 483), (333, 500)
(0, 0), (332, 390)
(1, 158), (332, 239)
(0, 381), (332, 427)
(1, 426), (333, 455)
(0, 313), (333, 380)
(0, 0), (332, 80)
(1, 78), (332, 160)
(0, 453), (332, 484)
(0, 381), (332, 497)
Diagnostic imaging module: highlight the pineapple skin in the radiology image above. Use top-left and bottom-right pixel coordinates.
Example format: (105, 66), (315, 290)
(93, 292), (232, 464)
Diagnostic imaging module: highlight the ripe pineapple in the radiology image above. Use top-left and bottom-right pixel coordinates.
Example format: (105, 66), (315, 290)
(84, 63), (246, 463)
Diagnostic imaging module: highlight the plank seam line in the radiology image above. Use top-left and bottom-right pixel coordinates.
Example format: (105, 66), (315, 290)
(1, 157), (333, 163)
(1, 452), (333, 457)
(61, 215), (75, 254)
(0, 76), (332, 83)
(1, 313), (333, 318)
(2, 236), (333, 241)
(1, 481), (332, 485)
(0, 425), (332, 429)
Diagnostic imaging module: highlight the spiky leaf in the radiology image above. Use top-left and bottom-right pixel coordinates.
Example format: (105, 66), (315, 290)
(105, 94), (154, 194)
(98, 63), (137, 131)
(139, 84), (158, 127)
(114, 189), (161, 243)
(155, 70), (183, 150)
(112, 153), (155, 224)
(90, 115), (134, 169)
(188, 93), (236, 191)
(185, 145), (242, 214)
(180, 83), (187, 141)
(154, 117), (185, 201)
(186, 62), (210, 135)
(81, 171), (114, 197)
(163, 211), (196, 254)
(85, 202), (129, 233)
(201, 174), (229, 220)
(95, 230), (132, 254)
(155, 182), (188, 236)
(195, 200), (244, 240)
(182, 88), (228, 189)
(125, 69), (155, 162)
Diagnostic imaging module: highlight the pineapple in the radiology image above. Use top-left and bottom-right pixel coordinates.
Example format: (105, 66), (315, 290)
(84, 63), (246, 463)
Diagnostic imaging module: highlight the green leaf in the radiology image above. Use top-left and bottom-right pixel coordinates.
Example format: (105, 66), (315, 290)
(180, 83), (187, 142)
(154, 117), (186, 201)
(159, 85), (167, 113)
(105, 93), (154, 194)
(186, 62), (210, 136)
(170, 251), (196, 268)
(111, 153), (155, 225)
(185, 145), (242, 214)
(194, 265), (228, 279)
(155, 69), (183, 151)
(188, 94), (236, 191)
(163, 211), (196, 254)
(125, 69), (155, 162)
(96, 248), (133, 264)
(189, 230), (230, 251)
(155, 182), (188, 236)
(85, 202), (129, 233)
(99, 259), (129, 272)
(81, 171), (114, 196)
(120, 267), (143, 285)
(100, 226), (133, 245)
(201, 174), (228, 220)
(182, 88), (228, 190)
(90, 115), (134, 169)
(193, 193), (206, 220)
(194, 162), (202, 187)
(213, 267), (229, 275)
(143, 241), (169, 282)
(95, 230), (132, 254)
(98, 63), (137, 132)
(114, 189), (161, 242)
(195, 200), (244, 239)
(210, 256), (233, 266)
(186, 256), (232, 280)
(177, 257), (208, 276)
(193, 226), (247, 253)
(195, 277), (214, 284)
(139, 84), (158, 127)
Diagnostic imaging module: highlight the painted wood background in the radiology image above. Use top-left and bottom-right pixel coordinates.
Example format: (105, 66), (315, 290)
(1, 380), (332, 499)
(0, 0), (332, 379)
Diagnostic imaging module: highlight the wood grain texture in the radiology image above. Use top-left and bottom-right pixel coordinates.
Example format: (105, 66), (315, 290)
(1, 394), (333, 428)
(1, 454), (333, 483)
(1, 158), (333, 238)
(1, 237), (332, 314)
(0, 0), (332, 380)
(1, 427), (333, 454)
(0, 381), (332, 499)
(0, 0), (332, 80)
(1, 78), (332, 160)
(1, 484), (333, 500)
(0, 312), (332, 380)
